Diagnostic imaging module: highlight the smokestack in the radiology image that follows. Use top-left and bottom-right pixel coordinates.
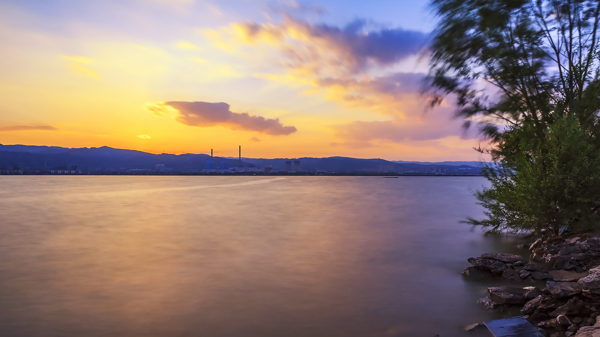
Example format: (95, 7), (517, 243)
(211, 149), (213, 158)
(239, 146), (241, 164)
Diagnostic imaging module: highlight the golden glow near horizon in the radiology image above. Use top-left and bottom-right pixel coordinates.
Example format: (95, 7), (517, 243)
(0, 0), (489, 161)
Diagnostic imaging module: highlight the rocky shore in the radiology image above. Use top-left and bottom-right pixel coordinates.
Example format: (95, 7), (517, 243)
(464, 234), (600, 336)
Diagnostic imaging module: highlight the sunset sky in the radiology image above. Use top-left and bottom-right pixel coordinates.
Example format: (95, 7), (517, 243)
(0, 0), (487, 161)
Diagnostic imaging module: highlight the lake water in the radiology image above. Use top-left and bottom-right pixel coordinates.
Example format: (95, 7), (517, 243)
(0, 176), (524, 337)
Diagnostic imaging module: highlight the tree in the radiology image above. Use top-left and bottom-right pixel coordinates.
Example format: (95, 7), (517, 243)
(428, 0), (600, 234)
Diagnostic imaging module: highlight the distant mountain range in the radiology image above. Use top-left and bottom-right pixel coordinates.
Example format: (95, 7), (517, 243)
(0, 144), (483, 174)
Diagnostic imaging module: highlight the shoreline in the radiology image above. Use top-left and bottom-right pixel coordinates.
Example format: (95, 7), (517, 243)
(463, 232), (600, 336)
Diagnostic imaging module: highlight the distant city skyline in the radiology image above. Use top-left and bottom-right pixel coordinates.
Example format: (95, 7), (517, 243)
(0, 0), (489, 161)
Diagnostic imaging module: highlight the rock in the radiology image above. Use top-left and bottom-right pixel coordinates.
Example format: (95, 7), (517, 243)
(481, 252), (526, 263)
(567, 237), (582, 244)
(551, 270), (590, 282)
(468, 257), (507, 275)
(524, 286), (543, 299)
(574, 317), (583, 324)
(566, 332), (574, 337)
(524, 263), (543, 272)
(551, 332), (567, 337)
(477, 296), (499, 310)
(574, 326), (600, 336)
(464, 323), (485, 331)
(546, 254), (571, 270)
(595, 316), (600, 327)
(547, 281), (582, 298)
(532, 271), (553, 281)
(578, 273), (600, 294)
(462, 267), (490, 279)
(503, 269), (522, 281)
(557, 315), (572, 325)
(539, 319), (562, 330)
(522, 296), (544, 315)
(551, 298), (585, 317)
(568, 324), (580, 332)
(521, 270), (532, 279)
(488, 286), (529, 305)
(513, 260), (526, 268)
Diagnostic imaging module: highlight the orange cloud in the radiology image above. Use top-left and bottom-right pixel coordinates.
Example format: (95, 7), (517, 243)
(149, 101), (297, 136)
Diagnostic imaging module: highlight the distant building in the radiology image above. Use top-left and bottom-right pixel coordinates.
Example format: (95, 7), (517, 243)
(220, 161), (228, 169)
(155, 164), (165, 171)
(205, 160), (215, 169)
(285, 161), (293, 171)
(293, 160), (301, 172)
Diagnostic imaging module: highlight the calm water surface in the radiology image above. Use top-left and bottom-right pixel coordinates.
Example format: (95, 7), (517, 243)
(0, 176), (522, 337)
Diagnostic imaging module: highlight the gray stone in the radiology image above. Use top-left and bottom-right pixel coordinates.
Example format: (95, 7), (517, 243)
(551, 298), (585, 317)
(464, 323), (485, 331)
(524, 263), (542, 272)
(477, 296), (499, 310)
(574, 327), (600, 337)
(550, 270), (590, 282)
(532, 271), (552, 280)
(578, 273), (600, 294)
(522, 296), (544, 315)
(481, 252), (526, 263)
(547, 281), (582, 298)
(503, 269), (522, 281)
(467, 257), (507, 275)
(524, 287), (543, 299)
(488, 286), (528, 305)
(462, 266), (490, 279)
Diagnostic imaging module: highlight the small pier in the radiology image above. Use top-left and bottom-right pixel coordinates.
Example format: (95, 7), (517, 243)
(485, 317), (545, 337)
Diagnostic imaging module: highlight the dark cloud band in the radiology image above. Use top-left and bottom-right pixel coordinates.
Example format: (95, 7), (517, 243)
(0, 125), (58, 132)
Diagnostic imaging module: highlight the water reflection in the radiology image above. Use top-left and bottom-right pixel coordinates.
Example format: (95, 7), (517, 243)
(0, 176), (521, 336)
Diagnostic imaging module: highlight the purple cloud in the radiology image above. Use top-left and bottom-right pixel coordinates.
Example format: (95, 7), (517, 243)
(164, 101), (297, 136)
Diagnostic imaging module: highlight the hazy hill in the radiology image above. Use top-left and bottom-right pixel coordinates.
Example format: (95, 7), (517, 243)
(0, 144), (249, 172)
(0, 144), (481, 174)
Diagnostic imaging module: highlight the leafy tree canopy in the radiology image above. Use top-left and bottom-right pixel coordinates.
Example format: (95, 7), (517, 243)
(429, 0), (600, 234)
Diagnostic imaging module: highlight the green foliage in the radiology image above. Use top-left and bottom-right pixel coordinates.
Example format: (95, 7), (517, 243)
(429, 0), (600, 234)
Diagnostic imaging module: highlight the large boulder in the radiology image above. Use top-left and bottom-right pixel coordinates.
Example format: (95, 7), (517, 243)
(573, 326), (600, 336)
(462, 266), (490, 279)
(468, 257), (507, 275)
(531, 271), (552, 281)
(481, 252), (526, 264)
(477, 296), (500, 310)
(503, 269), (522, 281)
(546, 281), (582, 298)
(550, 298), (585, 317)
(550, 270), (589, 282)
(488, 286), (529, 305)
(522, 296), (544, 315)
(578, 272), (600, 294)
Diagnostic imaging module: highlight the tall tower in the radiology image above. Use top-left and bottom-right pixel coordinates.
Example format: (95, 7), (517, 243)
(211, 149), (213, 157)
(239, 146), (241, 164)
